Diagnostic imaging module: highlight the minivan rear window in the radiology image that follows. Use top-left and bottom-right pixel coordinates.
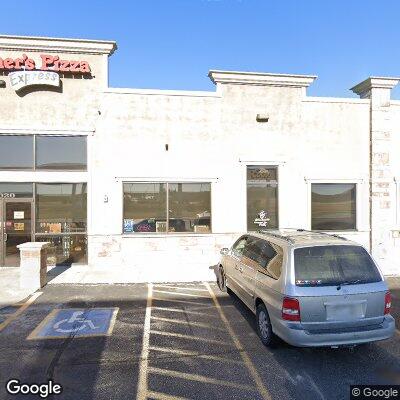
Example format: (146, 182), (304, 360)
(294, 245), (381, 286)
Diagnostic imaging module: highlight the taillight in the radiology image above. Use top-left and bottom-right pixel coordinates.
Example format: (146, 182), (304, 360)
(282, 297), (301, 321)
(384, 291), (391, 315)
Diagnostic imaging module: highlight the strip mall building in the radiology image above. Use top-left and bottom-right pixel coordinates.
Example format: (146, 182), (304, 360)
(0, 35), (400, 281)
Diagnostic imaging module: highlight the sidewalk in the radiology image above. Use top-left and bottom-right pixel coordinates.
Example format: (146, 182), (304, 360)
(0, 268), (33, 309)
(0, 264), (215, 309)
(1, 265), (399, 310)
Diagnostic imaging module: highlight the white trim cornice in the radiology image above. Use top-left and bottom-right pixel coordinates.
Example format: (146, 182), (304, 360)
(0, 127), (95, 135)
(104, 88), (221, 98)
(0, 35), (117, 56)
(351, 77), (400, 98)
(208, 70), (317, 87)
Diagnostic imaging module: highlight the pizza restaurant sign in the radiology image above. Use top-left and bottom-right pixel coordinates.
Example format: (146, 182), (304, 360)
(0, 53), (91, 91)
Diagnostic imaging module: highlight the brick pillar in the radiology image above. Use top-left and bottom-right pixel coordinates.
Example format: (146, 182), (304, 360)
(351, 77), (400, 274)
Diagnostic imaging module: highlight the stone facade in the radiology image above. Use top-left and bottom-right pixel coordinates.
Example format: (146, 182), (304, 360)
(0, 35), (400, 281)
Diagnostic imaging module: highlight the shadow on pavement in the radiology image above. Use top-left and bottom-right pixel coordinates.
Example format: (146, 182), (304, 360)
(223, 286), (400, 400)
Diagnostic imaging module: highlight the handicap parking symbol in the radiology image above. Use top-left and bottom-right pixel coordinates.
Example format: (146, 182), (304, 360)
(27, 308), (119, 340)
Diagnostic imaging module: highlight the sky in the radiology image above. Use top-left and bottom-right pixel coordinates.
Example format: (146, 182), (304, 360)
(2, 0), (400, 98)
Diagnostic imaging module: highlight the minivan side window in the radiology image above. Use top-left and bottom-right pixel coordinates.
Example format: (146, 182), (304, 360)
(263, 242), (284, 279)
(243, 238), (283, 279)
(242, 236), (261, 262)
(231, 236), (248, 257)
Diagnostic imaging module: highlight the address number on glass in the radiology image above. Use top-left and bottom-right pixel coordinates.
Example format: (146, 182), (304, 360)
(0, 193), (16, 198)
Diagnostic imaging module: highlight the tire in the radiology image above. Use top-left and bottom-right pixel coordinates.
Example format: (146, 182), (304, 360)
(216, 265), (226, 292)
(256, 303), (276, 347)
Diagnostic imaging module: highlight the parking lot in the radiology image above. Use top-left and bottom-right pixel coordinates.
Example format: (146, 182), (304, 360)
(0, 281), (399, 400)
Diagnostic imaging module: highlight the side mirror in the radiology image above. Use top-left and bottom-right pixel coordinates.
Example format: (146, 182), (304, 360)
(220, 248), (229, 255)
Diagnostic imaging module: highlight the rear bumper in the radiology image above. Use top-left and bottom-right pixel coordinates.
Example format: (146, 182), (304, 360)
(273, 315), (396, 347)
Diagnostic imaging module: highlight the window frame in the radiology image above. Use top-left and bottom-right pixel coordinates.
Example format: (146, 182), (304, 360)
(0, 134), (87, 172)
(307, 180), (360, 232)
(245, 164), (280, 232)
(122, 181), (213, 235)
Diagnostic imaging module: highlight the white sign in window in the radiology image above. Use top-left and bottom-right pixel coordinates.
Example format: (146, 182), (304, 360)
(14, 211), (24, 219)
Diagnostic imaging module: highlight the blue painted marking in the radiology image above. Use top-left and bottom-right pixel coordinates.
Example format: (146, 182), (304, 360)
(34, 308), (116, 338)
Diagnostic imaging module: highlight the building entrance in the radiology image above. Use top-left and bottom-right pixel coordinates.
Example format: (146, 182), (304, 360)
(1, 199), (33, 267)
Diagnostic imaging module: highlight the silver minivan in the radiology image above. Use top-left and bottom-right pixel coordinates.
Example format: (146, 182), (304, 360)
(215, 230), (395, 347)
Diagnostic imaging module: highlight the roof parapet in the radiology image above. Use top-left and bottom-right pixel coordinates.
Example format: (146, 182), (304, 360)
(0, 35), (117, 56)
(208, 70), (317, 88)
(351, 76), (400, 99)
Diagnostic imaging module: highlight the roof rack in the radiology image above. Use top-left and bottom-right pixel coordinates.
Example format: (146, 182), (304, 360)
(257, 230), (295, 244)
(295, 229), (347, 241)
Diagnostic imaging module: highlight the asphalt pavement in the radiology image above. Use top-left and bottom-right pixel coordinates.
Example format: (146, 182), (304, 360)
(0, 281), (399, 400)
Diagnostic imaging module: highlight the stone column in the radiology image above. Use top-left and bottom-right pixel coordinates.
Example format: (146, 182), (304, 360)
(351, 77), (400, 274)
(17, 242), (50, 290)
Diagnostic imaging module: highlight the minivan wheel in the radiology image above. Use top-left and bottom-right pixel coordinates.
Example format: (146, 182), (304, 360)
(256, 303), (275, 347)
(216, 265), (226, 292)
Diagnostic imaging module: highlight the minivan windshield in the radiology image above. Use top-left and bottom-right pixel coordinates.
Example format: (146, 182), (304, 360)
(294, 245), (382, 286)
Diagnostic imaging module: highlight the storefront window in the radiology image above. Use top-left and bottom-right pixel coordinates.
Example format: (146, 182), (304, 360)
(0, 135), (33, 170)
(247, 166), (278, 231)
(311, 183), (356, 230)
(0, 135), (87, 171)
(35, 235), (87, 265)
(0, 183), (33, 198)
(35, 183), (87, 233)
(123, 182), (211, 234)
(36, 136), (87, 170)
(123, 183), (167, 233)
(169, 183), (211, 233)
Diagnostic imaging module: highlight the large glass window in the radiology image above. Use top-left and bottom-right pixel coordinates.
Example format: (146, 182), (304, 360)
(36, 136), (87, 170)
(0, 135), (87, 171)
(35, 183), (87, 265)
(36, 235), (87, 266)
(123, 182), (211, 234)
(0, 183), (33, 198)
(168, 183), (211, 233)
(247, 166), (278, 231)
(123, 183), (167, 233)
(0, 135), (33, 170)
(311, 183), (356, 231)
(35, 183), (87, 233)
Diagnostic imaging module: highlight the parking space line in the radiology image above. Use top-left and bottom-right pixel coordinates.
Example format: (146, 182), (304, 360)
(157, 283), (204, 287)
(152, 297), (210, 307)
(151, 307), (215, 317)
(136, 283), (153, 400)
(150, 330), (234, 346)
(147, 391), (189, 400)
(187, 304), (236, 311)
(204, 282), (272, 400)
(0, 292), (42, 333)
(151, 316), (225, 331)
(153, 290), (211, 299)
(148, 367), (257, 391)
(154, 285), (208, 292)
(149, 346), (245, 365)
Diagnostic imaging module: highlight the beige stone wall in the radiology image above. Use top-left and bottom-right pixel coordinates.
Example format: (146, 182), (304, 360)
(89, 81), (372, 278)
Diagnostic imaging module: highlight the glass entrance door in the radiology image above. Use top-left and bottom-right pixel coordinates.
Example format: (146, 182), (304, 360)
(1, 200), (33, 267)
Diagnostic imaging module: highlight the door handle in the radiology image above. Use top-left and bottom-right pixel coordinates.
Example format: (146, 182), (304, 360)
(4, 233), (7, 242)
